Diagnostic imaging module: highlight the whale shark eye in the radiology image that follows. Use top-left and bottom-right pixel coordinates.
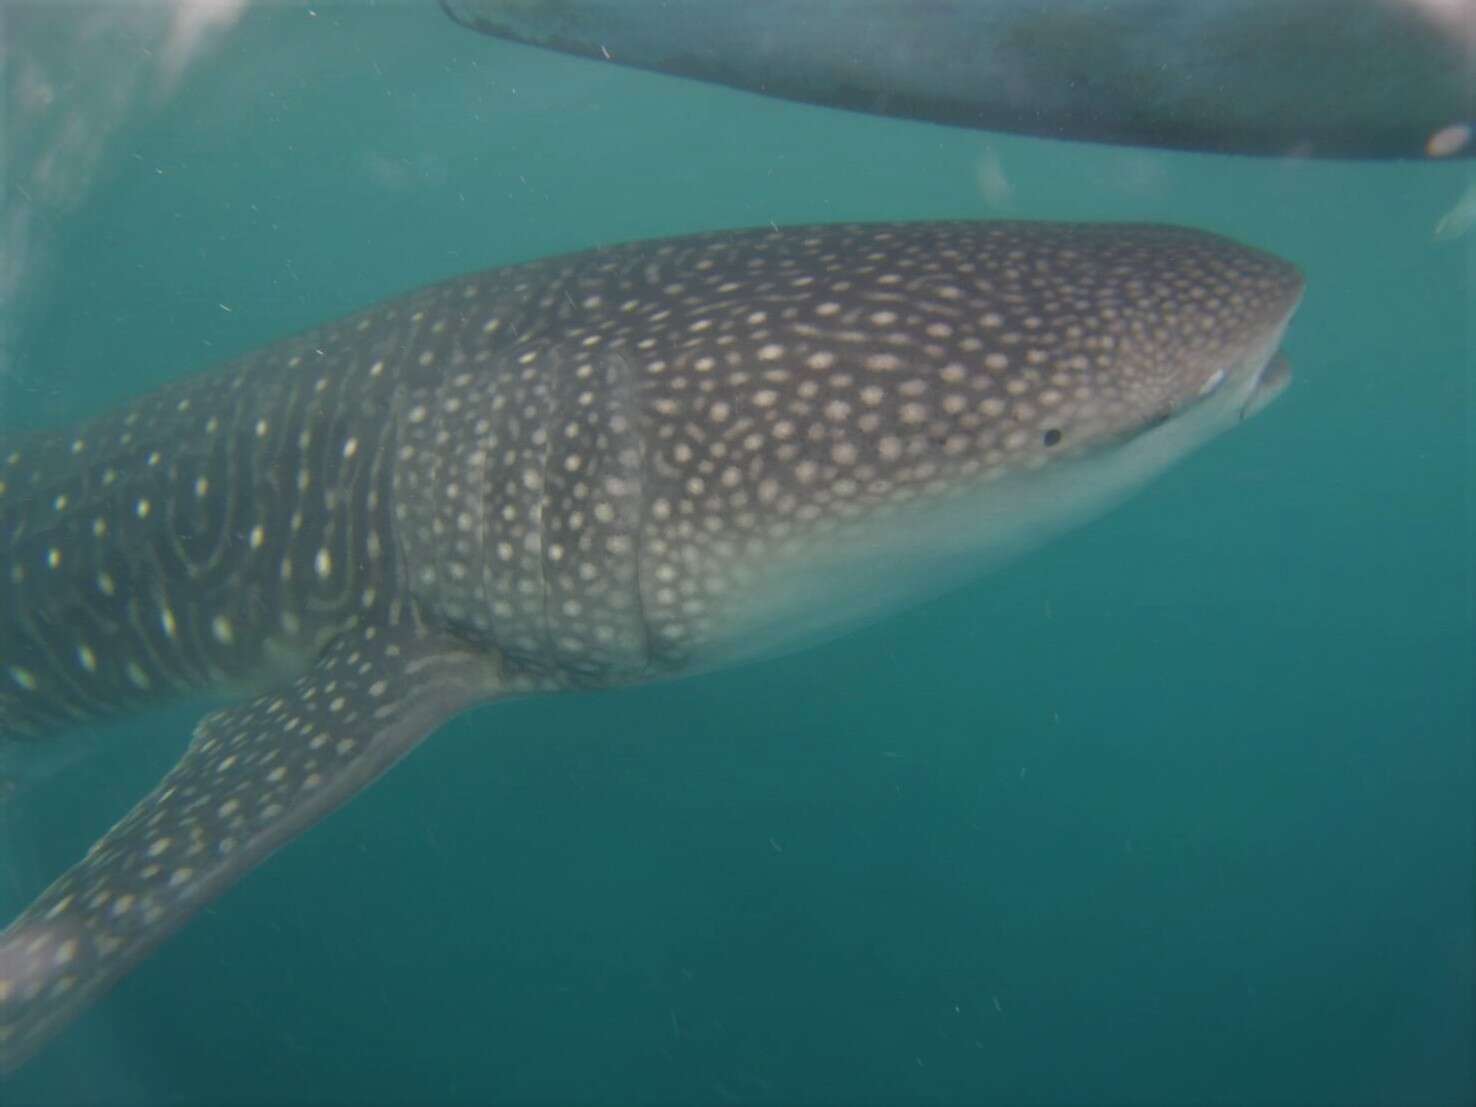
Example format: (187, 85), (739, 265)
(1042, 428), (1063, 447)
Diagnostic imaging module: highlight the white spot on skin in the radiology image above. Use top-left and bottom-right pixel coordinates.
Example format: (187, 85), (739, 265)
(9, 666), (37, 691)
(161, 608), (177, 638)
(211, 615), (234, 646)
(77, 644), (97, 672)
(315, 549), (333, 579)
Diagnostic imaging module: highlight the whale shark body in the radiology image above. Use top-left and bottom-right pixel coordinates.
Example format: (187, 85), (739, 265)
(0, 221), (1303, 1069)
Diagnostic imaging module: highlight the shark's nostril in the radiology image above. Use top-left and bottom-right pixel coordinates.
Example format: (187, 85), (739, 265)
(1258, 353), (1293, 392)
(1240, 353), (1294, 422)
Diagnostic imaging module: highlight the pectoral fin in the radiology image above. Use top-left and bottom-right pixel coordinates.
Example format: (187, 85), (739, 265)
(0, 621), (503, 1072)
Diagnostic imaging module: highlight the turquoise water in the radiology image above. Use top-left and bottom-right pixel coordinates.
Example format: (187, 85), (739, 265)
(3, 4), (1472, 1104)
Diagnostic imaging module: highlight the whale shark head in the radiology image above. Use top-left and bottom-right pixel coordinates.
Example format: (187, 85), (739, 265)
(515, 221), (1306, 665)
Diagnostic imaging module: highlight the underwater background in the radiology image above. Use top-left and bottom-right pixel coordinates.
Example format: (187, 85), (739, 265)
(2, 3), (1471, 1104)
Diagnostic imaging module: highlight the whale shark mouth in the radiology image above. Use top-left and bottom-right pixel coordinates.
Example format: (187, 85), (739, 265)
(1242, 352), (1293, 421)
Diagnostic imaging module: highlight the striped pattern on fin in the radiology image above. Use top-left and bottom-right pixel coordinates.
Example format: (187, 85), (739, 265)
(0, 621), (503, 1072)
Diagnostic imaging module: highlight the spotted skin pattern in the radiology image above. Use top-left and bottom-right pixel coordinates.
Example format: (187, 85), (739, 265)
(0, 222), (1304, 1070)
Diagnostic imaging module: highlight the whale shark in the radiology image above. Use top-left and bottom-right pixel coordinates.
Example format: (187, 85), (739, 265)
(0, 221), (1303, 1070)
